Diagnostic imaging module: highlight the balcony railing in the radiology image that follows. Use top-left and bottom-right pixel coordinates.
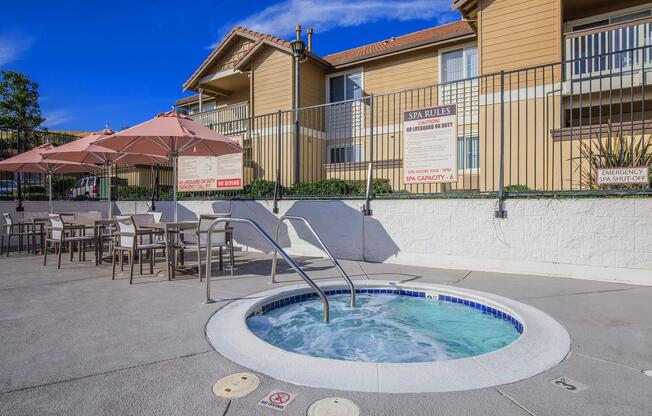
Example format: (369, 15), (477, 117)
(565, 17), (652, 79)
(189, 101), (249, 135)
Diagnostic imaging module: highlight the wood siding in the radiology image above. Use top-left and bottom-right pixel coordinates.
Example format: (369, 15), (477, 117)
(251, 48), (293, 115)
(363, 48), (439, 93)
(300, 60), (326, 108)
(206, 37), (256, 74)
(479, 0), (562, 74)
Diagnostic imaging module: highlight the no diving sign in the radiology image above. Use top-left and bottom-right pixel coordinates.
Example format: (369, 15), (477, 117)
(258, 389), (296, 411)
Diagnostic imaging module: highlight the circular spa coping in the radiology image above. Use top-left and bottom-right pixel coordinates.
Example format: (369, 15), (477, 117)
(205, 280), (570, 393)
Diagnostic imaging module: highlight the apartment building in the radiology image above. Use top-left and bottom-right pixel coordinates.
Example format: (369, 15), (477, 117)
(176, 0), (652, 193)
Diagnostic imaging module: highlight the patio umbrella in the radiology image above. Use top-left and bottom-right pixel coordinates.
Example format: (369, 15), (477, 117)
(96, 110), (242, 221)
(42, 128), (168, 218)
(0, 143), (100, 213)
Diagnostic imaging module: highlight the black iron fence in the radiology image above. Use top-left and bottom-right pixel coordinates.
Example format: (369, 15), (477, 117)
(199, 45), (652, 204)
(1, 46), (651, 211)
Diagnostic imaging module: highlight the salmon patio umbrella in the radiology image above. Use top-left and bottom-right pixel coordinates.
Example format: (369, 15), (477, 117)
(0, 143), (100, 213)
(42, 128), (168, 217)
(96, 110), (242, 221)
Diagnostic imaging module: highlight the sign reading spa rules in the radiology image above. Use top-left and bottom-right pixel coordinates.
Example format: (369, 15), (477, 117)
(403, 105), (458, 185)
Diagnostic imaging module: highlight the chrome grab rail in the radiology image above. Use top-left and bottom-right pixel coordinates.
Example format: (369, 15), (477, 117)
(203, 217), (330, 323)
(271, 215), (355, 307)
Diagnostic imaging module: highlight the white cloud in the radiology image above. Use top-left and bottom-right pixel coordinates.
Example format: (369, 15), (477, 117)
(42, 110), (74, 128)
(0, 32), (34, 67)
(217, 0), (453, 44)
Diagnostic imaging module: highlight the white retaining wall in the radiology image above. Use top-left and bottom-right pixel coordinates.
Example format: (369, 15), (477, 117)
(2, 198), (650, 285)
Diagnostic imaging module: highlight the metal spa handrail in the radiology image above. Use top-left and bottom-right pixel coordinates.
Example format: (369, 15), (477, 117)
(203, 217), (330, 323)
(271, 215), (355, 307)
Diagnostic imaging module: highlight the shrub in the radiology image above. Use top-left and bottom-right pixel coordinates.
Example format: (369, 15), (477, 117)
(290, 179), (351, 196)
(289, 178), (392, 196)
(115, 185), (167, 201)
(574, 120), (652, 188)
(243, 179), (278, 198)
(504, 184), (530, 193)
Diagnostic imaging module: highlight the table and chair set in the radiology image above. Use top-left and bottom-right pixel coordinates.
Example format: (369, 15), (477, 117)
(1, 211), (235, 283)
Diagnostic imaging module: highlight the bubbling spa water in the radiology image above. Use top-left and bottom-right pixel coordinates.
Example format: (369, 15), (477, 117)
(247, 292), (521, 363)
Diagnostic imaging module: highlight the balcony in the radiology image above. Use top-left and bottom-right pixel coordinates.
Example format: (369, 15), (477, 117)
(564, 17), (652, 80)
(189, 102), (249, 136)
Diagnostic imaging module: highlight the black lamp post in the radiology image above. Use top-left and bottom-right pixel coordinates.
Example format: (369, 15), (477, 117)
(290, 25), (306, 185)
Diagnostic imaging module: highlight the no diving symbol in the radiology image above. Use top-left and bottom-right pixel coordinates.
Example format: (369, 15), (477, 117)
(269, 391), (290, 405)
(258, 389), (296, 411)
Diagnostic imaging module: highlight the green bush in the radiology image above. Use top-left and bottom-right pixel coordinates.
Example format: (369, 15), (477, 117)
(288, 178), (392, 196)
(504, 184), (531, 193)
(243, 179), (279, 198)
(348, 179), (392, 194)
(22, 185), (46, 194)
(115, 178), (393, 200)
(116, 185), (173, 201)
(290, 179), (351, 196)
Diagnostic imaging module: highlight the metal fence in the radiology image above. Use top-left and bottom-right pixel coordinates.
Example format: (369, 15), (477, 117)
(1, 46), (651, 212)
(201, 45), (652, 204)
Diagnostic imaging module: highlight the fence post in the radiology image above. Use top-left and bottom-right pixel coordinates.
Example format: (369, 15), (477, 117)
(15, 129), (23, 212)
(495, 71), (507, 219)
(273, 110), (282, 214)
(362, 95), (374, 216)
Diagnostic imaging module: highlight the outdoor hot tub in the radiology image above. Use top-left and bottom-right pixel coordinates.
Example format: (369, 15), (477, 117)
(206, 280), (570, 393)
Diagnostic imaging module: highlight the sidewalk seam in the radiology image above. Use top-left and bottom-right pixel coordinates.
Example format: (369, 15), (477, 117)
(0, 350), (212, 395)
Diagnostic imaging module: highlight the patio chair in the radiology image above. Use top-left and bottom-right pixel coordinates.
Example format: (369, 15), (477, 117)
(1, 213), (36, 256)
(23, 212), (48, 254)
(111, 215), (166, 284)
(43, 214), (95, 269)
(178, 213), (234, 280)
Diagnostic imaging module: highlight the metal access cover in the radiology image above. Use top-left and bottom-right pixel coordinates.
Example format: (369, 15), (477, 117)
(308, 397), (360, 416)
(212, 372), (260, 399)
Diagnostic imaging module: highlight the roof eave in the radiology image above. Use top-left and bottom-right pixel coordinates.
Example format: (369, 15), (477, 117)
(182, 30), (259, 92)
(234, 40), (333, 71)
(328, 33), (476, 69)
(452, 0), (479, 28)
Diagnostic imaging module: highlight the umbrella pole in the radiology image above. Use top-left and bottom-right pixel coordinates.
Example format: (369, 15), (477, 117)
(172, 154), (178, 222)
(48, 173), (52, 214)
(107, 163), (112, 218)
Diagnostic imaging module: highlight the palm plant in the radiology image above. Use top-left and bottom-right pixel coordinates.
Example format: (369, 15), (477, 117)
(573, 121), (652, 188)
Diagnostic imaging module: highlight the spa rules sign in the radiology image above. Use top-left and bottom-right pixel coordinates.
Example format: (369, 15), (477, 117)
(403, 105), (457, 184)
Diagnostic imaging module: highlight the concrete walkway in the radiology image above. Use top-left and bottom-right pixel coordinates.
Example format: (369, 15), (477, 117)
(0, 251), (650, 415)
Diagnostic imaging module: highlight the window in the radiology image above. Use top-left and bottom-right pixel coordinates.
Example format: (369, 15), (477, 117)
(442, 46), (477, 83)
(572, 9), (652, 31)
(457, 134), (479, 171)
(327, 144), (363, 164)
(329, 72), (363, 103)
(326, 70), (364, 139)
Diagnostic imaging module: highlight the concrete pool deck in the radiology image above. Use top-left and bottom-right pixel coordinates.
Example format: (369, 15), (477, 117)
(0, 251), (650, 415)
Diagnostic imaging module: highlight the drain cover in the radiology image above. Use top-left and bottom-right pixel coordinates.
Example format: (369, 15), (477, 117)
(308, 397), (360, 416)
(212, 373), (260, 399)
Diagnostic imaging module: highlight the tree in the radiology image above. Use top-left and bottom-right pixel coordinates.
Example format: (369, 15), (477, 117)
(0, 70), (45, 130)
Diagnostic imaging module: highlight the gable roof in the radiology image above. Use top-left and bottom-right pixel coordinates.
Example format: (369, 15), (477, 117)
(324, 21), (474, 67)
(182, 20), (476, 95)
(183, 27), (292, 91)
(183, 26), (332, 92)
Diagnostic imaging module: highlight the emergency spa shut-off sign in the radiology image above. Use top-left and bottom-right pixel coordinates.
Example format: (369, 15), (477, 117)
(403, 105), (458, 184)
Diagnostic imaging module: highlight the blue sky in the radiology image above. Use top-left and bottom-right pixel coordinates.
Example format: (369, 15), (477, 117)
(0, 0), (458, 131)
